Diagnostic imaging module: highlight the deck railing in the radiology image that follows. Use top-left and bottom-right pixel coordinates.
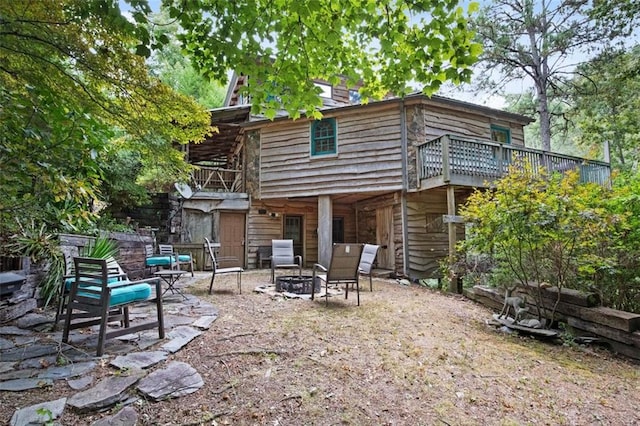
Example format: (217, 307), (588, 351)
(417, 134), (610, 188)
(191, 166), (244, 192)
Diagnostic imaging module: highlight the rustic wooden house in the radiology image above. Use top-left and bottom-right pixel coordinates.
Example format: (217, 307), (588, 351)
(174, 75), (610, 284)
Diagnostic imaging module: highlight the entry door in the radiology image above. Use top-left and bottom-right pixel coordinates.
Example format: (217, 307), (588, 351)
(376, 206), (394, 269)
(219, 213), (245, 267)
(284, 215), (303, 258)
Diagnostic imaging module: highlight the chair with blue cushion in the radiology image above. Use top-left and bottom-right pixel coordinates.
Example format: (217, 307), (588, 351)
(54, 250), (127, 330)
(158, 244), (194, 277)
(62, 257), (165, 356)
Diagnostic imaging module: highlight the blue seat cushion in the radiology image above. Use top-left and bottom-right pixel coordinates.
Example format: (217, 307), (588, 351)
(77, 282), (152, 306)
(65, 275), (121, 291)
(146, 256), (173, 267)
(177, 254), (191, 263)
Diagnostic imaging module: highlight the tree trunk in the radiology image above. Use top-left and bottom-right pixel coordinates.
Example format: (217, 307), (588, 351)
(537, 88), (552, 152)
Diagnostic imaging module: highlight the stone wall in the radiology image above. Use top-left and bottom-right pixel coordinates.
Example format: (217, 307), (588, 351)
(59, 232), (154, 279)
(0, 232), (155, 324)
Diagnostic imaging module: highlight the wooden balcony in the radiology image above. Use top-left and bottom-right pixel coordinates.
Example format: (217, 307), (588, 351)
(417, 134), (610, 190)
(191, 166), (244, 193)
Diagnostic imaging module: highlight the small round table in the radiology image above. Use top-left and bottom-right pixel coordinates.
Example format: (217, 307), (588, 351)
(154, 270), (186, 300)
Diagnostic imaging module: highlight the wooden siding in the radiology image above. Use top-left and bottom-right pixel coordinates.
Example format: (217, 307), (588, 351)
(259, 105), (403, 198)
(246, 198), (357, 268)
(405, 103), (526, 191)
(405, 189), (469, 279)
(356, 192), (403, 276)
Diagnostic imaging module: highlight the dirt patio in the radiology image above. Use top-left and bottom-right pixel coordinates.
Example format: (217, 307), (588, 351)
(2, 270), (639, 425)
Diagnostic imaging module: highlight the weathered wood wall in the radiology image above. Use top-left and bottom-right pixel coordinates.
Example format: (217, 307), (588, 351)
(356, 193), (402, 276)
(405, 189), (470, 279)
(110, 193), (176, 244)
(247, 199), (357, 269)
(405, 102), (527, 190)
(259, 103), (403, 199)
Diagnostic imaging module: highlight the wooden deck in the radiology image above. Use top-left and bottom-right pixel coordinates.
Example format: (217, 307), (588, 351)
(417, 134), (611, 190)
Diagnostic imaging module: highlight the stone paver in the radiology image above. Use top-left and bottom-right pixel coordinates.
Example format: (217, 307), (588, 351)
(66, 372), (144, 412)
(137, 361), (204, 401)
(192, 315), (218, 329)
(0, 272), (219, 422)
(9, 397), (66, 426)
(67, 375), (94, 390)
(91, 406), (138, 426)
(110, 351), (168, 370)
(0, 377), (54, 391)
(161, 325), (202, 353)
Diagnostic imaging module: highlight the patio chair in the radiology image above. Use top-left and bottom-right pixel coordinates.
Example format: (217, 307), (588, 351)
(312, 243), (364, 306)
(145, 244), (173, 276)
(358, 244), (380, 292)
(271, 239), (302, 283)
(204, 237), (243, 295)
(61, 257), (164, 357)
(158, 244), (194, 277)
(54, 248), (128, 330)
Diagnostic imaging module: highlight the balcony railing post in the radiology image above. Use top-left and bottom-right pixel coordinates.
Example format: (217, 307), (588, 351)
(441, 135), (451, 183)
(497, 143), (504, 176)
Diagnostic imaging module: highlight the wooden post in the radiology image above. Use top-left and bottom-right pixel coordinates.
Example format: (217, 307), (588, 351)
(446, 185), (458, 293)
(441, 135), (451, 183)
(317, 196), (332, 267)
(496, 143), (504, 176)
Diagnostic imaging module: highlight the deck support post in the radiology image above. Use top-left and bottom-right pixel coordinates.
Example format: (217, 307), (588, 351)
(446, 185), (460, 293)
(318, 195), (333, 267)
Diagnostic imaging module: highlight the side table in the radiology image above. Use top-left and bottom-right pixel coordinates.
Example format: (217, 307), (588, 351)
(154, 270), (186, 300)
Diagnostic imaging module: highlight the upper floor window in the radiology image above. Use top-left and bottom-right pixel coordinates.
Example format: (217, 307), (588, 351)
(491, 125), (511, 144)
(311, 118), (337, 156)
(314, 82), (333, 99)
(349, 89), (362, 104)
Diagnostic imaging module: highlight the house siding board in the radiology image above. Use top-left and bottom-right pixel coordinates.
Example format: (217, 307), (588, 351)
(422, 109), (525, 146)
(245, 130), (260, 199)
(405, 190), (467, 279)
(259, 107), (403, 199)
(247, 199), (324, 268)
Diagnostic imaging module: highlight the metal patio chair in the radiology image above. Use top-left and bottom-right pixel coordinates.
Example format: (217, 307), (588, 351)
(271, 239), (302, 283)
(204, 237), (244, 295)
(312, 243), (364, 306)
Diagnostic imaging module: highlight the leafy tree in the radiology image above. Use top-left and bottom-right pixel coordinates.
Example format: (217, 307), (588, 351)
(2, 0), (482, 237)
(569, 46), (640, 170)
(468, 0), (638, 152)
(503, 92), (588, 157)
(459, 161), (625, 323)
(145, 0), (483, 119)
(0, 0), (211, 236)
(146, 9), (226, 109)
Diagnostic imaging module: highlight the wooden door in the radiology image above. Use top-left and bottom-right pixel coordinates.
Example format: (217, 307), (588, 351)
(220, 212), (245, 267)
(376, 206), (394, 269)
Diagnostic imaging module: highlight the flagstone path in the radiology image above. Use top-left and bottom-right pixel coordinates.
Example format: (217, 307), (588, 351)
(0, 273), (215, 425)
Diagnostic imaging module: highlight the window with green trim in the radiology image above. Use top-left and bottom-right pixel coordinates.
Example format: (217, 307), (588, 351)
(491, 125), (511, 144)
(311, 118), (337, 156)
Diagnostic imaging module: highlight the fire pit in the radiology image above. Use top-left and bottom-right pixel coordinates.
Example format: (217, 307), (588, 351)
(275, 275), (319, 294)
